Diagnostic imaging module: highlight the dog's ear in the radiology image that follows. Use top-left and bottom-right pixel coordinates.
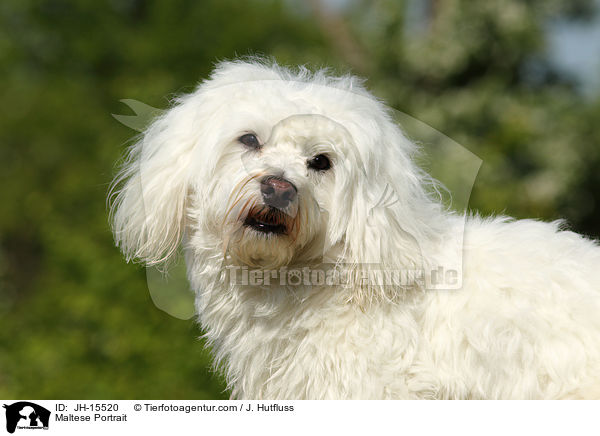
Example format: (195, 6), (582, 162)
(328, 118), (441, 303)
(109, 97), (200, 265)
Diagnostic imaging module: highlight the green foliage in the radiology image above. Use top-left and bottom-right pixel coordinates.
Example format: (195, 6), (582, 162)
(1, 0), (598, 399)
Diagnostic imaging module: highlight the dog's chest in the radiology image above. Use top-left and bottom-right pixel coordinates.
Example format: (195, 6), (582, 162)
(213, 293), (428, 399)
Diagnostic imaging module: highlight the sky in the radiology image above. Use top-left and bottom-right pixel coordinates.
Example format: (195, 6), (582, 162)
(547, 7), (600, 96)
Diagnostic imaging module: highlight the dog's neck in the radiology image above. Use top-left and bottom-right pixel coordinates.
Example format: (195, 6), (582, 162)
(185, 238), (430, 398)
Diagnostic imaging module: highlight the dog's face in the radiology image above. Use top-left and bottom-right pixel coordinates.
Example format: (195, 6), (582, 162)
(207, 114), (348, 267)
(179, 68), (386, 269)
(193, 97), (359, 268)
(111, 61), (436, 277)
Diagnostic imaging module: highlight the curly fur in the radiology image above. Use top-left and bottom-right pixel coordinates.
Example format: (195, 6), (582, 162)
(110, 59), (600, 399)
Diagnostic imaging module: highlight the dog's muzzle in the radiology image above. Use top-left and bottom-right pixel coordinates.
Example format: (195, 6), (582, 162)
(241, 176), (298, 235)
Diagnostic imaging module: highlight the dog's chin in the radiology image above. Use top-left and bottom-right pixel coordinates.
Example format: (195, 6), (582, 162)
(226, 204), (328, 268)
(225, 205), (299, 268)
(229, 235), (297, 269)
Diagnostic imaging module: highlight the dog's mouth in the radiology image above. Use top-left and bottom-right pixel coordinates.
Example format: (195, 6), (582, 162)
(243, 206), (289, 235)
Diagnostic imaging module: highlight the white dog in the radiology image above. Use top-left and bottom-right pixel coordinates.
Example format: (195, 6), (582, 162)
(110, 60), (600, 399)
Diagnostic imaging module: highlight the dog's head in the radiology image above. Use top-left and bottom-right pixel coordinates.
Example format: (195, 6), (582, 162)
(110, 60), (440, 283)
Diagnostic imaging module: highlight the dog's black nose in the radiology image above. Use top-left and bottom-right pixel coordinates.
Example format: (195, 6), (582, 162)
(260, 176), (297, 209)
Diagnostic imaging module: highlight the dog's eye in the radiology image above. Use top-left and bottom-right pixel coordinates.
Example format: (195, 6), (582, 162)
(307, 154), (331, 171)
(238, 133), (260, 149)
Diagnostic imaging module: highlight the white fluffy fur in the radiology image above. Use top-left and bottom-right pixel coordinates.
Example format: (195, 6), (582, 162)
(110, 60), (600, 399)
